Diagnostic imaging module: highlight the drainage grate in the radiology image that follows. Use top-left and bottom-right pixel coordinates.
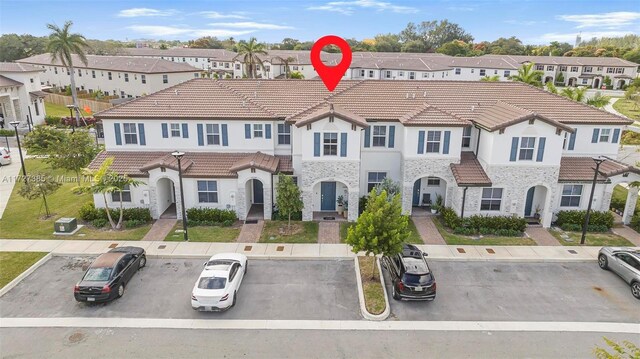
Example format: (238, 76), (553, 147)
(108, 243), (118, 249)
(245, 220), (258, 224)
(486, 248), (495, 254)
(457, 248), (466, 253)
(276, 246), (284, 252)
(244, 245), (252, 251)
(567, 249), (578, 254)
(323, 216), (336, 220)
(158, 245), (166, 249)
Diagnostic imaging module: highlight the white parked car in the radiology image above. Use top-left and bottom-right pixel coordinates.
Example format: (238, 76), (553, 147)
(191, 253), (247, 311)
(0, 148), (11, 166)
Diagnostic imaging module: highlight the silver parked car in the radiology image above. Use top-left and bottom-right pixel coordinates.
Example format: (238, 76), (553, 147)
(598, 247), (640, 299)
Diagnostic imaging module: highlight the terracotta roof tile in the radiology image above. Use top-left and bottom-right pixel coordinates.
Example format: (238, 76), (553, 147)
(228, 152), (280, 173)
(559, 157), (640, 182)
(399, 104), (470, 126)
(450, 152), (492, 186)
(287, 101), (369, 128)
(474, 100), (574, 132)
(0, 75), (23, 87)
(0, 62), (44, 72)
(123, 48), (237, 62)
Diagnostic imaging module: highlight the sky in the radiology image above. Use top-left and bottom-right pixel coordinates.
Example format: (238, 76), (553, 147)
(0, 0), (639, 45)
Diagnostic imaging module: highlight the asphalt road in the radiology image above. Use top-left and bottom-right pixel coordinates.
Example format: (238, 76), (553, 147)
(382, 261), (640, 323)
(0, 257), (360, 320)
(2, 327), (638, 359)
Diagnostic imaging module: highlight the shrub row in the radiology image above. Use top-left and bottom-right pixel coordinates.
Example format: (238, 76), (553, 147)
(610, 196), (626, 213)
(559, 223), (610, 233)
(630, 213), (640, 233)
(272, 209), (302, 221)
(186, 207), (236, 227)
(555, 210), (613, 230)
(79, 202), (152, 224)
(440, 207), (526, 237)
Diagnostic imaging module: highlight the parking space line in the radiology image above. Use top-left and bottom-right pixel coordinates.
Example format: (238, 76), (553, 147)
(1, 317), (638, 334)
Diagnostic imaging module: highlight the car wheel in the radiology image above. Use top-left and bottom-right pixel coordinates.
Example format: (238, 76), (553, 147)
(631, 282), (640, 300)
(598, 254), (608, 270)
(139, 255), (146, 269)
(232, 291), (237, 307)
(392, 286), (401, 300)
(117, 283), (125, 298)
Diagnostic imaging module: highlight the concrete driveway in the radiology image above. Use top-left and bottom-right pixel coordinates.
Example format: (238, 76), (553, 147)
(383, 261), (640, 323)
(0, 257), (360, 320)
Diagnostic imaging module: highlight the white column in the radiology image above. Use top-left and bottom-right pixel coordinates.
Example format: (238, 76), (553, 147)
(623, 188), (638, 225)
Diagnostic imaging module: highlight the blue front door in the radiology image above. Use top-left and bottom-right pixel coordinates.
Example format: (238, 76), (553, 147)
(412, 179), (421, 206)
(524, 187), (535, 216)
(321, 182), (336, 211)
(253, 180), (264, 204)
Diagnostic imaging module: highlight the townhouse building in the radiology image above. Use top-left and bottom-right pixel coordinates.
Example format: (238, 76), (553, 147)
(16, 54), (201, 98)
(89, 79), (638, 228)
(0, 62), (47, 127)
(122, 47), (237, 76)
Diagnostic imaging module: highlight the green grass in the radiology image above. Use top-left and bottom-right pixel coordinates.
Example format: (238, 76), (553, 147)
(44, 101), (90, 118)
(0, 158), (150, 240)
(433, 217), (537, 246)
(612, 99), (640, 120)
(339, 220), (422, 244)
(259, 220), (318, 243)
(612, 185), (640, 214)
(165, 222), (240, 242)
(550, 229), (634, 247)
(621, 130), (640, 145)
(358, 256), (385, 315)
(0, 252), (47, 288)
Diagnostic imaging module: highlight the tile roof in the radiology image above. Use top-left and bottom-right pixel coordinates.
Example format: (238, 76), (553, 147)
(0, 75), (23, 87)
(482, 55), (638, 67)
(559, 157), (640, 182)
(351, 57), (451, 71)
(450, 152), (492, 186)
(286, 101), (369, 128)
(430, 56), (518, 70)
(260, 50), (341, 66)
(474, 100), (574, 132)
(16, 53), (199, 74)
(228, 152), (281, 173)
(0, 62), (44, 73)
(122, 48), (237, 62)
(399, 104), (469, 126)
(88, 151), (292, 178)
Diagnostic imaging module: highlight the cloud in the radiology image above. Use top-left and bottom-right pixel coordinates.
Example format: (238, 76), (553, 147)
(127, 25), (254, 38)
(504, 19), (544, 26)
(447, 6), (474, 12)
(307, 0), (418, 15)
(117, 8), (177, 18)
(207, 22), (294, 30)
(533, 30), (637, 43)
(199, 11), (248, 19)
(557, 11), (640, 29)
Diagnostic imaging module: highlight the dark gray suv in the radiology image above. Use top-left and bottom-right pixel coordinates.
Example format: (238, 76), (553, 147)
(381, 244), (436, 301)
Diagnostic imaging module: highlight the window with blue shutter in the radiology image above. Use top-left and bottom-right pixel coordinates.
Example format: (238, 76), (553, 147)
(138, 123), (146, 146)
(182, 123), (189, 138)
(612, 128), (620, 143)
(340, 133), (347, 157)
(388, 126), (395, 148)
(245, 124), (251, 139)
(568, 129), (577, 150)
(536, 137), (546, 162)
(364, 127), (371, 148)
(314, 133), (320, 157)
(265, 124), (272, 139)
(222, 124), (229, 146)
(197, 124), (204, 146)
(417, 131), (425, 154)
(161, 123), (168, 138)
(509, 137), (519, 162)
(114, 123), (122, 145)
(443, 131), (451, 154)
(591, 128), (599, 143)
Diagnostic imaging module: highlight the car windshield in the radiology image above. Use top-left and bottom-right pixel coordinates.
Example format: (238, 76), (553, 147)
(402, 273), (433, 286)
(84, 267), (112, 281)
(402, 257), (430, 274)
(198, 277), (227, 289)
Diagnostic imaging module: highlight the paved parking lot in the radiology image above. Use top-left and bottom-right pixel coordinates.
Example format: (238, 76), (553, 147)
(0, 257), (360, 320)
(383, 261), (640, 323)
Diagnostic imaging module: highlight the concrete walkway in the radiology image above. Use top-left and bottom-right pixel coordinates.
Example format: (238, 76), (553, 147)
(612, 226), (640, 247)
(142, 219), (177, 241)
(237, 220), (264, 243)
(318, 222), (340, 244)
(412, 217), (446, 245)
(525, 227), (562, 246)
(0, 151), (25, 219)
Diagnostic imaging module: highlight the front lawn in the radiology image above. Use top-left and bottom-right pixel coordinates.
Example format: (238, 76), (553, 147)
(0, 252), (47, 288)
(340, 220), (423, 244)
(358, 256), (385, 315)
(0, 158), (150, 240)
(433, 217), (537, 246)
(259, 220), (318, 243)
(550, 229), (634, 247)
(612, 99), (640, 121)
(165, 221), (241, 242)
(44, 101), (90, 118)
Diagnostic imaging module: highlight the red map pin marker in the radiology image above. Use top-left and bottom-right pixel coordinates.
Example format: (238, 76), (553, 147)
(311, 35), (352, 92)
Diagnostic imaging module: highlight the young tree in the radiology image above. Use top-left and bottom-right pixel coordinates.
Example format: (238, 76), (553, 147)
(509, 62), (543, 87)
(480, 75), (500, 82)
(275, 173), (303, 234)
(46, 131), (98, 184)
(289, 71), (305, 79)
(18, 174), (62, 218)
(374, 178), (401, 199)
(23, 126), (68, 153)
(346, 189), (409, 279)
(586, 92), (611, 108)
(545, 82), (558, 94)
(593, 337), (639, 359)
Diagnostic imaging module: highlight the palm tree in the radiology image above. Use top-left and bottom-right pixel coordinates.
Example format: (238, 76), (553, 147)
(586, 92), (611, 108)
(509, 62), (544, 87)
(274, 56), (296, 78)
(46, 21), (90, 127)
(480, 75), (500, 82)
(233, 37), (268, 79)
(545, 82), (558, 94)
(560, 87), (575, 100)
(561, 86), (589, 102)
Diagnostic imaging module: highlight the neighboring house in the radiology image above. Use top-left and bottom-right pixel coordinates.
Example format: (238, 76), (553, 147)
(121, 47), (237, 76)
(0, 62), (47, 127)
(88, 79), (639, 227)
(16, 54), (201, 98)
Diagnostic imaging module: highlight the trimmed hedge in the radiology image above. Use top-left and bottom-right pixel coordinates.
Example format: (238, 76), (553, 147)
(555, 210), (613, 230)
(79, 202), (152, 225)
(272, 209), (302, 221)
(186, 207), (236, 226)
(440, 207), (526, 237)
(560, 223), (610, 233)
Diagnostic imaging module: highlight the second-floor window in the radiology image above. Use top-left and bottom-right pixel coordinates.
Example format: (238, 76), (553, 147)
(479, 69), (486, 76)
(570, 66), (579, 72)
(561, 185), (582, 207)
(91, 70), (96, 78)
(206, 124), (220, 145)
(385, 70), (392, 78)
(372, 125), (386, 147)
(141, 75), (146, 84)
(162, 75), (168, 84)
(277, 123), (291, 145)
(519, 137), (536, 160)
(503, 70), (510, 77)
(359, 69), (365, 77)
(547, 65), (554, 71)
(124, 73), (129, 82)
(253, 124), (263, 138)
(123, 123), (138, 145)
(409, 72), (416, 79)
(583, 66), (593, 73)
(560, 65), (567, 71)
(369, 70), (375, 78)
(426, 131), (441, 153)
(535, 65), (544, 71)
(462, 126), (472, 147)
(197, 181), (218, 203)
(455, 68), (461, 75)
(108, 72), (112, 80)
(480, 188), (502, 211)
(170, 123), (181, 137)
(367, 172), (386, 192)
(323, 132), (338, 156)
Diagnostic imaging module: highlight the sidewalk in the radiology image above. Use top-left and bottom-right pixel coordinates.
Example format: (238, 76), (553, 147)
(0, 151), (26, 219)
(2, 239), (637, 261)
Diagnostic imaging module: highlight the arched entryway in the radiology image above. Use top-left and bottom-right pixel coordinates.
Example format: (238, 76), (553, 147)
(616, 79), (626, 89)
(412, 176), (447, 215)
(311, 180), (349, 220)
(524, 185), (548, 223)
(593, 78), (601, 89)
(245, 179), (265, 220)
(157, 178), (176, 218)
(544, 76), (554, 84)
(568, 77), (577, 87)
(609, 182), (639, 225)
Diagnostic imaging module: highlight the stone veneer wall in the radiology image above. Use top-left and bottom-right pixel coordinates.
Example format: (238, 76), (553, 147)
(401, 158), (459, 214)
(300, 161), (360, 221)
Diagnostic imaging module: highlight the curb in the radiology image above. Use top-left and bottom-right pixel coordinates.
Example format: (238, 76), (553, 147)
(0, 252), (52, 297)
(354, 256), (390, 321)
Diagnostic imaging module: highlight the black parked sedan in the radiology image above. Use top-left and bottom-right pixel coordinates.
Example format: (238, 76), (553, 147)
(381, 244), (436, 301)
(74, 246), (146, 303)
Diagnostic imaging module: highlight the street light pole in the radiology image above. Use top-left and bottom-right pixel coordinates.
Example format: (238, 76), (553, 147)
(66, 105), (75, 133)
(172, 150), (188, 241)
(9, 121), (27, 184)
(581, 156), (606, 245)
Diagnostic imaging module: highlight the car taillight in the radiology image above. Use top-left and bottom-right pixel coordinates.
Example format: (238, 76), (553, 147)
(101, 285), (111, 294)
(74, 285), (80, 293)
(432, 282), (437, 291)
(2, 155), (9, 159)
(191, 294), (197, 301)
(220, 294), (229, 301)
(397, 281), (404, 291)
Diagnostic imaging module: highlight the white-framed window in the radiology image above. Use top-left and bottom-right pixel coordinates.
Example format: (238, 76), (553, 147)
(422, 72), (428, 78)
(206, 124), (220, 145)
(563, 132), (568, 150)
(560, 185), (582, 207)
(504, 70), (510, 77)
(123, 123), (138, 144)
(583, 66), (592, 73)
(277, 123), (291, 145)
(536, 65), (544, 71)
(111, 184), (131, 202)
(471, 69), (475, 73)
(427, 177), (440, 186)
(91, 70), (96, 78)
(480, 188), (502, 211)
(372, 125), (387, 147)
(234, 63), (239, 69)
(426, 131), (441, 153)
(292, 66), (299, 71)
(479, 69), (486, 76)
(265, 65), (270, 71)
(253, 124), (263, 138)
(368, 70), (374, 78)
(599, 128), (611, 142)
(581, 78), (588, 85)
(54, 67), (58, 74)
(162, 75), (168, 84)
(194, 73), (199, 78)
(323, 132), (338, 156)
(570, 66), (579, 72)
(367, 172), (387, 192)
(124, 73), (129, 82)
(197, 180), (218, 203)
(108, 72), (112, 80)
(547, 65), (554, 71)
(384, 70), (392, 78)
(462, 126), (472, 147)
(560, 65), (567, 71)
(170, 123), (181, 137)
(519, 137), (536, 160)
(409, 72), (415, 79)
(359, 69), (365, 77)
(141, 74), (146, 84)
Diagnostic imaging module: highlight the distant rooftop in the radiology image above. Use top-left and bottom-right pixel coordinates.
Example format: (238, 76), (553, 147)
(0, 62), (45, 73)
